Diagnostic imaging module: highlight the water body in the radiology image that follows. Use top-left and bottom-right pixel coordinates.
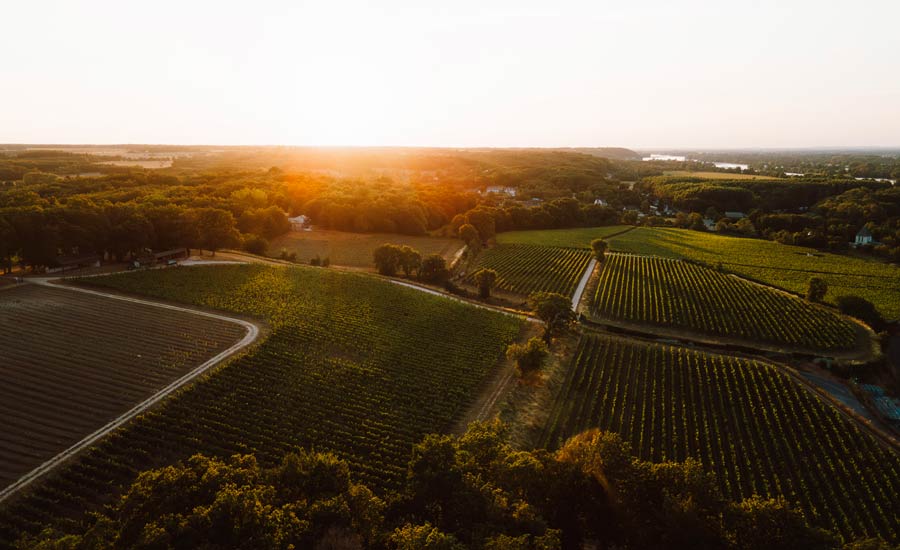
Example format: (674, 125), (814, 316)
(642, 154), (686, 161)
(712, 162), (749, 170)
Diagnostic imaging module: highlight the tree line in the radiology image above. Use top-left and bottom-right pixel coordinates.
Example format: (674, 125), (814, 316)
(21, 421), (890, 550)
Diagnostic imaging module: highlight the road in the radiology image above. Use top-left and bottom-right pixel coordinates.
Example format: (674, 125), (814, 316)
(571, 259), (597, 311)
(0, 278), (261, 504)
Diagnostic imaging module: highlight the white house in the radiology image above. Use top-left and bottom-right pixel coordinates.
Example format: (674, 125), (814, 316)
(485, 186), (517, 197)
(289, 215), (309, 231)
(593, 198), (609, 207)
(854, 226), (874, 246)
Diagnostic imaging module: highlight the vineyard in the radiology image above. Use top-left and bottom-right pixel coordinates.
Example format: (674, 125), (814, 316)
(0, 284), (245, 491)
(466, 244), (592, 297)
(0, 266), (522, 545)
(542, 333), (900, 542)
(591, 253), (862, 352)
(603, 227), (900, 322)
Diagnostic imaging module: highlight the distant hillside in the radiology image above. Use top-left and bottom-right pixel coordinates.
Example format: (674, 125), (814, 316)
(555, 147), (641, 160)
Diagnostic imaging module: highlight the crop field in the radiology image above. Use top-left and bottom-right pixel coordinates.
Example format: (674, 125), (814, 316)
(0, 266), (521, 543)
(606, 227), (900, 321)
(591, 253), (861, 352)
(0, 284), (246, 492)
(497, 226), (900, 321)
(662, 170), (780, 180)
(496, 225), (631, 248)
(466, 244), (592, 297)
(542, 334), (900, 542)
(269, 229), (463, 268)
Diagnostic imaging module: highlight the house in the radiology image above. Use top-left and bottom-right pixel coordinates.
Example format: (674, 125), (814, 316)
(703, 218), (716, 231)
(46, 254), (101, 274)
(133, 248), (189, 269)
(854, 226), (874, 246)
(154, 248), (189, 265)
(593, 198), (609, 207)
(289, 215), (309, 231)
(485, 186), (517, 197)
(724, 211), (746, 220)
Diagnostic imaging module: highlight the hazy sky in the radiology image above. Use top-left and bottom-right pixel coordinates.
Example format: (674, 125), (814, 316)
(2, 0), (899, 148)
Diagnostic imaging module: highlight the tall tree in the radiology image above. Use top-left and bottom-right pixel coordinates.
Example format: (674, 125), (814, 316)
(474, 268), (498, 299)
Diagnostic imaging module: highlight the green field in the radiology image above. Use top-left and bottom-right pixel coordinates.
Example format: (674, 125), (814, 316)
(662, 170), (781, 180)
(498, 226), (900, 320)
(496, 225), (631, 248)
(269, 229), (463, 268)
(542, 333), (900, 542)
(0, 265), (521, 543)
(466, 244), (592, 297)
(592, 253), (861, 352)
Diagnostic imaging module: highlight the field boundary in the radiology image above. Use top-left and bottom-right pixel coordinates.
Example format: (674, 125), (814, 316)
(0, 280), (262, 505)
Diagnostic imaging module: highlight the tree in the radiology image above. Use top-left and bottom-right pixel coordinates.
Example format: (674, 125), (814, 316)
(458, 223), (480, 247)
(242, 235), (268, 256)
(399, 245), (422, 278)
(474, 268), (498, 299)
(589, 239), (607, 262)
(527, 292), (574, 342)
(26, 452), (385, 549)
(419, 254), (448, 283)
(836, 295), (883, 330)
(506, 337), (549, 377)
(390, 523), (466, 550)
(374, 244), (403, 276)
(465, 209), (496, 241)
(725, 496), (837, 550)
(193, 208), (240, 256)
(806, 277), (828, 303)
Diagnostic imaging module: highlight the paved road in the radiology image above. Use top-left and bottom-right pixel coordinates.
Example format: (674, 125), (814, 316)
(0, 279), (261, 504)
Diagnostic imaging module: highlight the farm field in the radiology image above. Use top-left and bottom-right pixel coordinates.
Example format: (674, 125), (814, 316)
(497, 226), (900, 321)
(466, 244), (592, 297)
(591, 253), (862, 353)
(269, 229), (463, 268)
(496, 225), (631, 248)
(606, 227), (900, 321)
(0, 265), (522, 544)
(541, 333), (900, 542)
(0, 284), (247, 492)
(662, 170), (781, 180)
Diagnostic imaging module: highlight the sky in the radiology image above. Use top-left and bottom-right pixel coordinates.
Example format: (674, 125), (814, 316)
(2, 0), (899, 148)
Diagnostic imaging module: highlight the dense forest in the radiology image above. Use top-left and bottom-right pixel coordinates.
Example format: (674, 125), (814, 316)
(1, 146), (898, 270)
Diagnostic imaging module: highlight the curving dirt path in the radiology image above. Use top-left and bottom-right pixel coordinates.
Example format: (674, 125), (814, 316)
(0, 279), (261, 505)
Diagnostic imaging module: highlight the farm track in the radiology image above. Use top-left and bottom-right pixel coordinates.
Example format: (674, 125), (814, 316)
(0, 280), (260, 505)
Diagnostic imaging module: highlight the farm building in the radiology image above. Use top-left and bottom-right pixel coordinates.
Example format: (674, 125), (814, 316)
(724, 211), (746, 220)
(854, 226), (874, 246)
(133, 248), (189, 268)
(289, 215), (310, 230)
(46, 254), (101, 274)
